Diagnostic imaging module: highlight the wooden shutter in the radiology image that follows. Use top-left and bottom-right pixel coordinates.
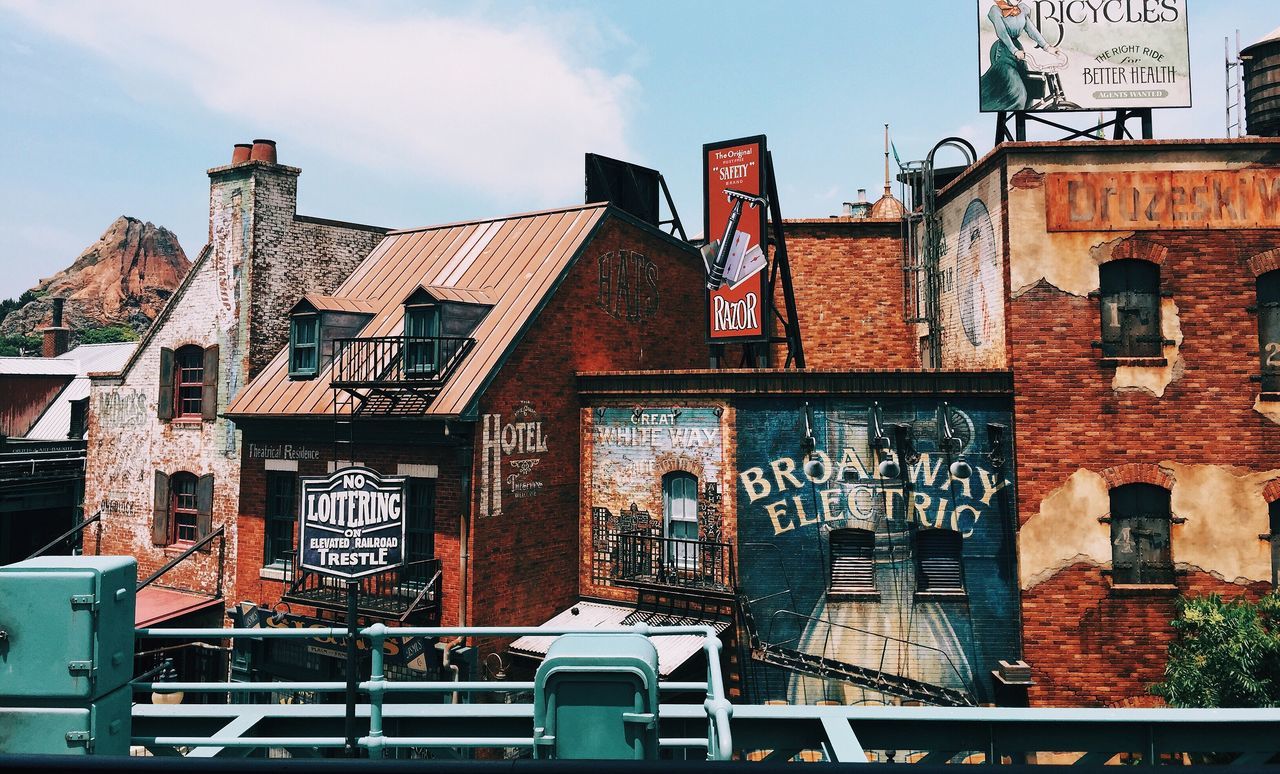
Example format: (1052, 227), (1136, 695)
(151, 470), (170, 545)
(157, 347), (175, 420)
(830, 529), (875, 594)
(201, 344), (220, 421)
(196, 473), (215, 540)
(917, 529), (963, 593)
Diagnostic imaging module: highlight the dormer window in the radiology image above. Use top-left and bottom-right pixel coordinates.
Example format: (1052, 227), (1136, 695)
(404, 304), (441, 376)
(290, 313), (319, 378)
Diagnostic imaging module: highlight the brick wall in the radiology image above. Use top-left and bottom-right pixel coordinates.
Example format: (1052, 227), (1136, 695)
(772, 219), (917, 369)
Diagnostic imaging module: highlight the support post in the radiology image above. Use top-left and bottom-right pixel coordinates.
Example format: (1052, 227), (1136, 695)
(344, 581), (359, 758)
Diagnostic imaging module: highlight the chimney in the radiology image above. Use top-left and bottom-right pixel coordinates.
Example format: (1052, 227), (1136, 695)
(231, 143), (253, 164)
(858, 188), (868, 203)
(842, 202), (855, 217)
(42, 297), (70, 358)
(249, 139), (278, 165)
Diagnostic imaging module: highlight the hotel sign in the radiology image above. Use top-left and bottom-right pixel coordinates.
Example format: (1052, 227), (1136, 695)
(298, 466), (405, 579)
(1046, 170), (1280, 231)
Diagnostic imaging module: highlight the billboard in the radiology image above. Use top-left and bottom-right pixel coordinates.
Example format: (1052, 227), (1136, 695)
(298, 466), (406, 579)
(977, 0), (1190, 113)
(703, 136), (770, 343)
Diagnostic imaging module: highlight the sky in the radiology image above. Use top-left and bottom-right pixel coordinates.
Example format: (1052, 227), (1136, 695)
(0, 0), (1275, 300)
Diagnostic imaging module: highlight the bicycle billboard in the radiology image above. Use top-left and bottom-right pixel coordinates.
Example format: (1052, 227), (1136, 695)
(977, 0), (1190, 113)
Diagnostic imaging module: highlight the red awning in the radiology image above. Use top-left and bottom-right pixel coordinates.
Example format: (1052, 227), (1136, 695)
(135, 587), (223, 627)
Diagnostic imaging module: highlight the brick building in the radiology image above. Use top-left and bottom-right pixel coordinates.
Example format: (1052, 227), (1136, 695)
(916, 138), (1280, 706)
(223, 202), (707, 682)
(82, 141), (387, 633)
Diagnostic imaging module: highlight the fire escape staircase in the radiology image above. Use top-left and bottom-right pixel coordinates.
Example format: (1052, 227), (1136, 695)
(329, 335), (475, 418)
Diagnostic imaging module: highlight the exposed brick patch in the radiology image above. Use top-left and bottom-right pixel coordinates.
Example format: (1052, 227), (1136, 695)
(1009, 167), (1044, 189)
(1101, 238), (1169, 267)
(1098, 463), (1175, 491)
(1263, 478), (1280, 504)
(1248, 248), (1280, 278)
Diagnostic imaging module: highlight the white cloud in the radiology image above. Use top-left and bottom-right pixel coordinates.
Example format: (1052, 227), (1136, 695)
(1, 0), (637, 202)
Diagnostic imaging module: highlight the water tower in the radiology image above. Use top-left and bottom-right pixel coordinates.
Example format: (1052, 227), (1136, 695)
(1242, 26), (1280, 137)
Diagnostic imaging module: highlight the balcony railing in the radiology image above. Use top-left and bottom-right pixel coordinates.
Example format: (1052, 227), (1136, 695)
(281, 553), (442, 623)
(614, 531), (735, 597)
(330, 336), (475, 389)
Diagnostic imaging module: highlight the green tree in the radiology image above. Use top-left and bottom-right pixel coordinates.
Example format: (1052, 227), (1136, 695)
(0, 334), (42, 356)
(76, 325), (139, 345)
(1152, 592), (1280, 708)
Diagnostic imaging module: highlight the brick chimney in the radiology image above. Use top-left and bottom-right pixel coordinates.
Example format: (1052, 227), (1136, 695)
(42, 298), (70, 358)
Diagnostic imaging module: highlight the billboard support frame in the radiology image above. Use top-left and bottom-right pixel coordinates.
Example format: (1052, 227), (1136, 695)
(994, 108), (1152, 145)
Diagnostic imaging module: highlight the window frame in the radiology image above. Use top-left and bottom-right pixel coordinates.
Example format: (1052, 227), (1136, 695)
(173, 345), (205, 420)
(662, 471), (699, 570)
(289, 314), (320, 378)
(263, 471), (297, 568)
(915, 528), (965, 597)
(829, 527), (878, 600)
(1098, 259), (1163, 360)
(404, 304), (442, 377)
(169, 472), (200, 545)
(1108, 483), (1175, 587)
(1256, 270), (1280, 394)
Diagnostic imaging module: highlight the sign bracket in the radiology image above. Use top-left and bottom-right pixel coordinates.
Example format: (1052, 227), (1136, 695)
(994, 109), (1153, 144)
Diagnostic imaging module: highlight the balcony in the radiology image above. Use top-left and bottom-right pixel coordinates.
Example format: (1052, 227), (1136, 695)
(330, 335), (474, 390)
(281, 554), (442, 624)
(613, 532), (736, 599)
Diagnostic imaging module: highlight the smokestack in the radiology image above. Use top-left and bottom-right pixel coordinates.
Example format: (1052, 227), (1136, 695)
(858, 188), (868, 203)
(42, 298), (70, 358)
(842, 202), (855, 217)
(231, 143), (253, 164)
(249, 139), (278, 164)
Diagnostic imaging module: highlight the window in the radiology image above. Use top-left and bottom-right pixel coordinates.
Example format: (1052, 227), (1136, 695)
(1099, 259), (1162, 358)
(1269, 500), (1279, 589)
(264, 472), (296, 567)
(916, 529), (964, 594)
(158, 345), (217, 421)
(1257, 270), (1280, 393)
(1109, 483), (1174, 585)
(405, 478), (436, 560)
(830, 528), (876, 598)
(290, 314), (319, 377)
(151, 471), (213, 547)
(404, 305), (441, 376)
(662, 472), (698, 569)
(170, 472), (199, 544)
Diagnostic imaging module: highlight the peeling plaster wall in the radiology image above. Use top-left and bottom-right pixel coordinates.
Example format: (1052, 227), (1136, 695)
(1019, 464), (1277, 590)
(1110, 298), (1183, 397)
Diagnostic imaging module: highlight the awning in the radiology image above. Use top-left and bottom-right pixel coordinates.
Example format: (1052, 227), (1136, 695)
(508, 600), (731, 678)
(136, 587), (223, 627)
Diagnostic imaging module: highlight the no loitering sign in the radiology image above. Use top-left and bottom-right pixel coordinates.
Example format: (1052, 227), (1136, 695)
(298, 467), (406, 579)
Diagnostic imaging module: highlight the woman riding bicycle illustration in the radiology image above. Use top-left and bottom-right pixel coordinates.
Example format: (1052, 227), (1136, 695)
(980, 0), (1078, 111)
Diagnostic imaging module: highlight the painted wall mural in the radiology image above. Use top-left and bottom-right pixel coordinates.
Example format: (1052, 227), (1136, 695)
(934, 169), (1007, 369)
(735, 397), (1019, 706)
(479, 401), (551, 518)
(587, 407), (725, 588)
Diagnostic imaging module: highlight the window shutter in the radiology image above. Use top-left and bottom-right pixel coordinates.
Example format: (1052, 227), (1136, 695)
(196, 473), (215, 540)
(157, 347), (175, 420)
(830, 529), (875, 594)
(917, 529), (964, 593)
(151, 470), (171, 545)
(201, 345), (220, 421)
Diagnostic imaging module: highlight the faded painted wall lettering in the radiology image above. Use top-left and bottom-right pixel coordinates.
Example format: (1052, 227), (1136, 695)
(1047, 170), (1280, 231)
(598, 250), (659, 322)
(479, 401), (549, 518)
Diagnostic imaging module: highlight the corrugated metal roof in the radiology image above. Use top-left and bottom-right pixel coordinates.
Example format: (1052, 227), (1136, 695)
(418, 284), (496, 306)
(508, 600), (730, 678)
(227, 203), (608, 418)
(26, 343), (138, 440)
(0, 358), (78, 376)
(296, 294), (381, 314)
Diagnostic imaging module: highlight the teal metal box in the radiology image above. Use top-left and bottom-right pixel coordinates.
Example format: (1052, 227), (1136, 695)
(0, 683), (132, 755)
(533, 634), (660, 760)
(0, 557), (137, 699)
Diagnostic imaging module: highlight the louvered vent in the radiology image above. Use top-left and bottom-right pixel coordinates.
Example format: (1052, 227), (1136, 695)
(830, 529), (875, 595)
(917, 529), (964, 593)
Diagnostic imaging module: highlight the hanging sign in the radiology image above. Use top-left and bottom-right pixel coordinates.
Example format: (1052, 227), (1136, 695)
(298, 466), (406, 579)
(703, 135), (771, 343)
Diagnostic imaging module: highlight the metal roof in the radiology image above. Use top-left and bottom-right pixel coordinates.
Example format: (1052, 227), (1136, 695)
(25, 343), (138, 440)
(294, 295), (381, 315)
(227, 203), (608, 419)
(508, 600), (731, 677)
(0, 358), (78, 376)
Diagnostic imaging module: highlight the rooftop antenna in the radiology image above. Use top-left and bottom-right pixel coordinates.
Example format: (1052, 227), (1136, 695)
(1227, 30), (1244, 138)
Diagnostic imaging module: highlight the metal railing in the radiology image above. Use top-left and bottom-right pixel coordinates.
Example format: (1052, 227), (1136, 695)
(132, 623), (733, 760)
(282, 555), (442, 622)
(614, 532), (735, 597)
(330, 336), (474, 388)
(0, 443), (86, 483)
(138, 526), (226, 598)
(24, 509), (102, 560)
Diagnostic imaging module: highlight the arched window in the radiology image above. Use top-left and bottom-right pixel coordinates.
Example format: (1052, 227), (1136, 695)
(1109, 483), (1173, 585)
(662, 472), (698, 568)
(1099, 259), (1161, 358)
(1257, 270), (1280, 393)
(916, 529), (964, 594)
(829, 528), (876, 598)
(169, 472), (200, 544)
